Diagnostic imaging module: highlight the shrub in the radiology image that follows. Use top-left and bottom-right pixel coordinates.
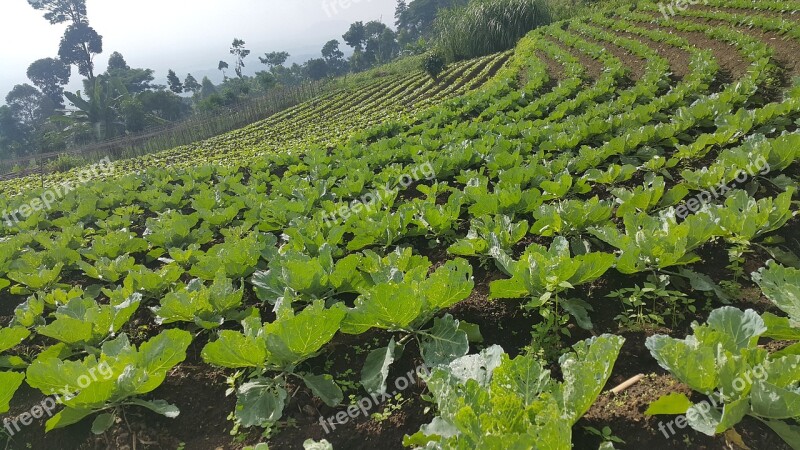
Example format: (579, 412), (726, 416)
(422, 53), (447, 80)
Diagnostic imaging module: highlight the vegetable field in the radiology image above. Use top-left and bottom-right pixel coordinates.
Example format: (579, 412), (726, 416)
(2, 1), (800, 449)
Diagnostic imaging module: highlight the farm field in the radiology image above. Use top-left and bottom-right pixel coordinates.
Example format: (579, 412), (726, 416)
(1, 1), (800, 449)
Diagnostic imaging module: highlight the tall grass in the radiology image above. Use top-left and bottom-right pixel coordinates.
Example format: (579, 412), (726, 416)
(434, 0), (553, 61)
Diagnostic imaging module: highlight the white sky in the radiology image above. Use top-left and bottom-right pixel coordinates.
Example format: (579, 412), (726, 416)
(0, 0), (397, 99)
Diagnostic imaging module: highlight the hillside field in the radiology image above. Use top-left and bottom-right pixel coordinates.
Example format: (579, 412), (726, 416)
(2, 1), (800, 449)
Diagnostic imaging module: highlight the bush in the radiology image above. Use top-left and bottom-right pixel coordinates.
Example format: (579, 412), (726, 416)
(422, 53), (447, 80)
(435, 0), (552, 61)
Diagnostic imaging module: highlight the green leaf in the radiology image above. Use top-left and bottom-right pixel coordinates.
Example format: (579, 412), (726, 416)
(491, 354), (551, 407)
(560, 334), (625, 422)
(128, 398), (180, 418)
(0, 371), (25, 414)
(751, 380), (800, 419)
(0, 327), (30, 354)
(264, 301), (345, 366)
(753, 261), (800, 322)
(644, 393), (692, 416)
(236, 381), (287, 427)
(458, 321), (483, 343)
(420, 314), (470, 368)
(202, 330), (268, 368)
(761, 313), (800, 340)
(45, 407), (94, 432)
(361, 338), (401, 396)
(302, 374), (343, 407)
(421, 259), (474, 311)
(705, 307), (766, 353)
(645, 335), (718, 394)
(91, 413), (115, 434)
(134, 329), (192, 394)
(762, 420), (800, 450)
(342, 282), (421, 334)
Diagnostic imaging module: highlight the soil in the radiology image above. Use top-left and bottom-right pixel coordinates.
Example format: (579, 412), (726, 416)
(2, 6), (799, 450)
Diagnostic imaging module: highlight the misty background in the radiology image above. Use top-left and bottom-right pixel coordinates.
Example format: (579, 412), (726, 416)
(0, 0), (397, 100)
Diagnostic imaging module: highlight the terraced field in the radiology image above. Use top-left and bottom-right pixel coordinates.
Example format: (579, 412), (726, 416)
(1, 1), (800, 449)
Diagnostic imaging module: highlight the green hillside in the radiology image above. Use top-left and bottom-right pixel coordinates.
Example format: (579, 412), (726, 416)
(1, 1), (800, 449)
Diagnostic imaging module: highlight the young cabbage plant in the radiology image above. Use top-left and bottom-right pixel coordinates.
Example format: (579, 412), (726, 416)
(489, 236), (615, 330)
(25, 329), (192, 434)
(405, 334), (625, 449)
(645, 307), (800, 446)
(201, 301), (346, 431)
(339, 258), (476, 397)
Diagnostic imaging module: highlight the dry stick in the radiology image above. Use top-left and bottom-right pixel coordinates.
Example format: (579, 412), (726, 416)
(610, 374), (645, 395)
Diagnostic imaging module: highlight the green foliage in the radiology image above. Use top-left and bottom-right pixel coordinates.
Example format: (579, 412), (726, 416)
(26, 329), (192, 432)
(422, 53), (447, 80)
(645, 307), (800, 445)
(405, 335), (624, 449)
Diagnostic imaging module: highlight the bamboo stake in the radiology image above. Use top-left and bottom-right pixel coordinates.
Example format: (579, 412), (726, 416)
(610, 374), (645, 395)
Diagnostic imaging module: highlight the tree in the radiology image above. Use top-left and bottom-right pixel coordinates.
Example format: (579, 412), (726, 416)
(183, 74), (201, 94)
(167, 70), (183, 94)
(6, 84), (44, 127)
(107, 51), (129, 71)
(368, 28), (400, 64)
(343, 21), (367, 51)
(106, 66), (155, 94)
(255, 71), (276, 91)
(305, 59), (328, 81)
(27, 58), (71, 107)
(199, 76), (216, 99)
(259, 51), (289, 68)
(27, 0), (86, 24)
(218, 60), (229, 79)
(230, 38), (250, 78)
(395, 0), (468, 45)
(58, 22), (103, 80)
(137, 90), (188, 122)
(0, 105), (31, 158)
(321, 40), (347, 77)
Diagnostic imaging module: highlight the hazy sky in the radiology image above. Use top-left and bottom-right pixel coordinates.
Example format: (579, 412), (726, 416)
(0, 0), (397, 99)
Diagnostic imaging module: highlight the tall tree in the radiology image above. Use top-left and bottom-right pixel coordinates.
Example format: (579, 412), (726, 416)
(343, 21), (367, 51)
(183, 74), (201, 94)
(259, 51), (289, 69)
(6, 84), (45, 127)
(107, 51), (129, 71)
(0, 105), (30, 158)
(199, 77), (217, 99)
(305, 59), (328, 81)
(321, 40), (347, 77)
(27, 58), (71, 107)
(58, 22), (103, 80)
(394, 0), (468, 45)
(229, 38), (250, 78)
(218, 60), (229, 79)
(166, 70), (183, 94)
(27, 0), (87, 24)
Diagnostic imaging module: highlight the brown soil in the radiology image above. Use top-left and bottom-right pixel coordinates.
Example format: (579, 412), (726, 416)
(576, 29), (649, 82)
(546, 36), (606, 81)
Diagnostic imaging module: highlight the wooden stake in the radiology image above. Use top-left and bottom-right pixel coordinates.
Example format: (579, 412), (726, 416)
(611, 374), (645, 395)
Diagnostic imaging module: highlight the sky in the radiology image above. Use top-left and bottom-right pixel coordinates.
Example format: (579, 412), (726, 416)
(0, 0), (398, 100)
